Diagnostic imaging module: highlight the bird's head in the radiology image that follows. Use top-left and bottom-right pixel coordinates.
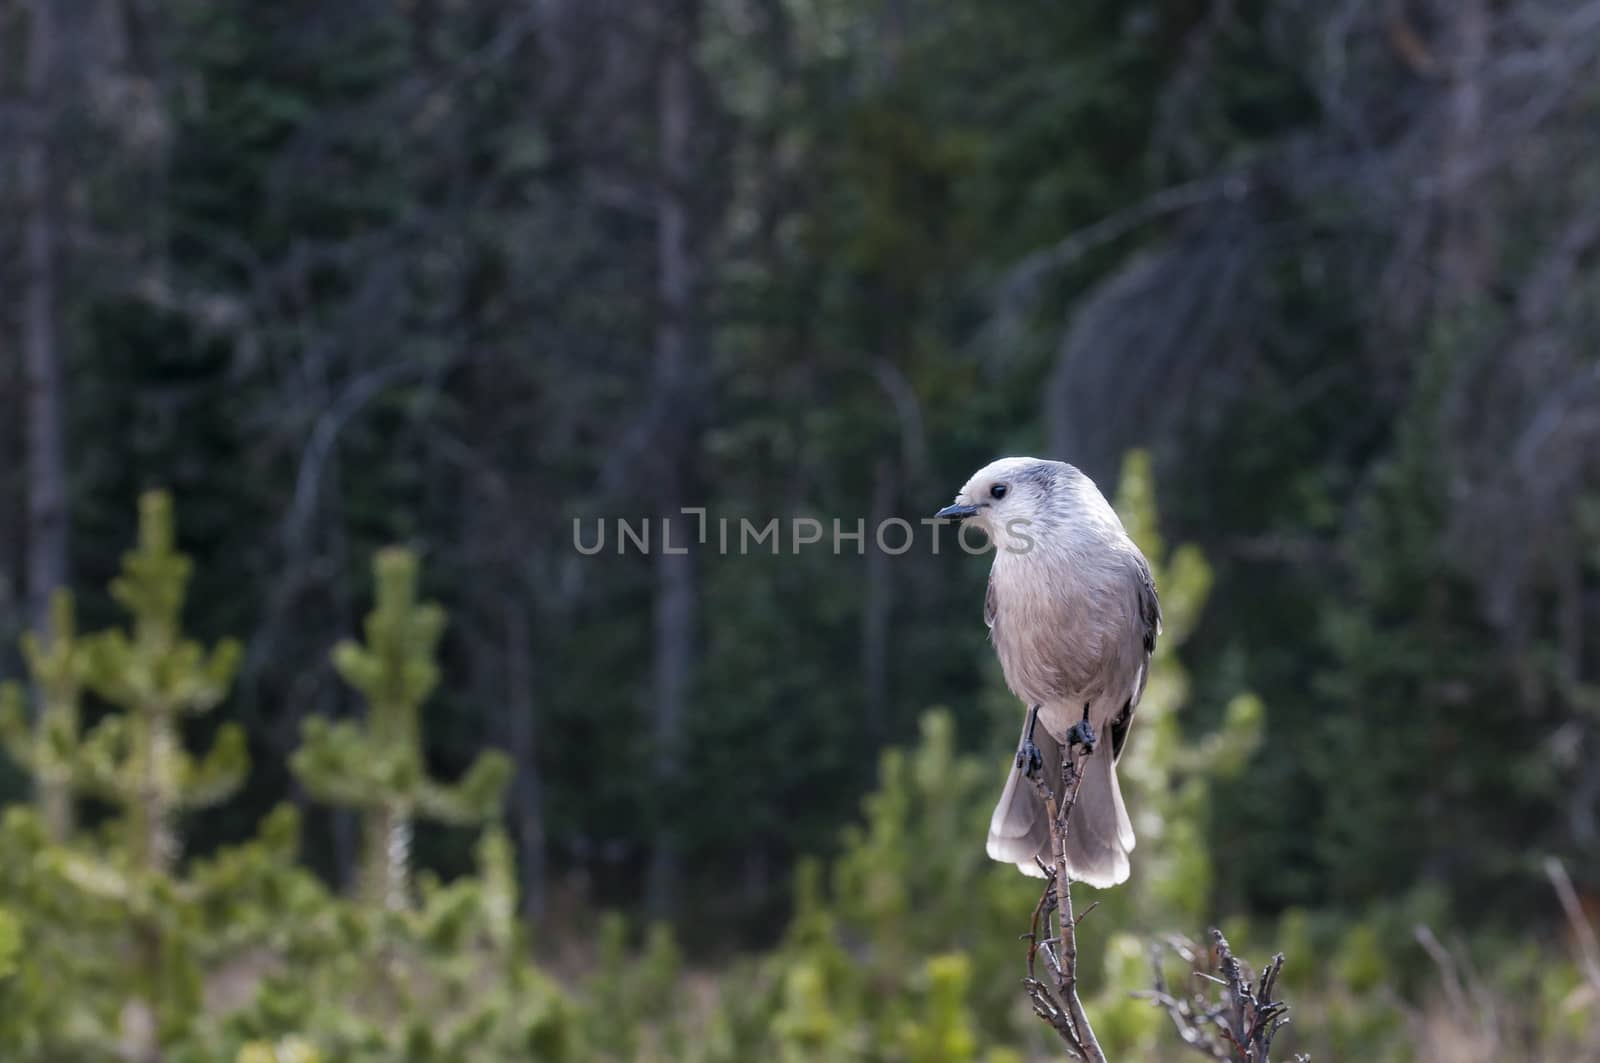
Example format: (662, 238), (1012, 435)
(936, 456), (1062, 553)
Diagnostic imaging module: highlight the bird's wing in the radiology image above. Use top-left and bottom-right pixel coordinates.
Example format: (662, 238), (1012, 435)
(1137, 553), (1162, 654)
(1111, 552), (1161, 761)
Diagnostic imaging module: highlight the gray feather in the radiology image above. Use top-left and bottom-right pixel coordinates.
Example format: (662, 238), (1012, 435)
(986, 710), (1134, 888)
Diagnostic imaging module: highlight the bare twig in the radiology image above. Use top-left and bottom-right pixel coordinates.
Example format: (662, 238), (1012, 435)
(1020, 738), (1109, 1062)
(1545, 857), (1600, 997)
(1413, 925), (1472, 1025)
(1139, 930), (1307, 1062)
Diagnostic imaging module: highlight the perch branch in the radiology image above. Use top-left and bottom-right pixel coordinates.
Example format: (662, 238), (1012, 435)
(1020, 735), (1108, 1062)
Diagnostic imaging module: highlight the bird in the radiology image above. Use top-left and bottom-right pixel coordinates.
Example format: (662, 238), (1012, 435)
(936, 457), (1160, 888)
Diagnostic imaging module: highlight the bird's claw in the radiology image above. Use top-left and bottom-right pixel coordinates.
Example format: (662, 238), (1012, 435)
(1017, 739), (1044, 779)
(1066, 719), (1097, 754)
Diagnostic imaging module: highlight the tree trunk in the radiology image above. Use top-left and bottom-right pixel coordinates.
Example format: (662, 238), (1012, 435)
(363, 800), (413, 911)
(21, 0), (69, 650)
(1437, 0), (1492, 305)
(646, 0), (700, 918)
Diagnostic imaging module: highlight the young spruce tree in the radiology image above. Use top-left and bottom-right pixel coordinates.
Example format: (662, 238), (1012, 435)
(292, 547), (512, 909)
(79, 490), (247, 874)
(0, 590), (88, 841)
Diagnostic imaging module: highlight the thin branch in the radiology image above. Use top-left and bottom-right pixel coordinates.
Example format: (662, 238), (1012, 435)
(1140, 930), (1308, 1062)
(1545, 857), (1600, 997)
(1020, 738), (1108, 1062)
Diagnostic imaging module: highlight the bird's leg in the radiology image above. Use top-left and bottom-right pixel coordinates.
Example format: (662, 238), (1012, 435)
(1065, 702), (1097, 754)
(1017, 704), (1045, 778)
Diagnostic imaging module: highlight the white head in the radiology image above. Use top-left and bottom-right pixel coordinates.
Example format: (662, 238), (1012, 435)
(935, 456), (1075, 555)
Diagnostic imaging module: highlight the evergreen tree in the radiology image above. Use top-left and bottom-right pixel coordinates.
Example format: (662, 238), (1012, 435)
(76, 490), (247, 873)
(0, 590), (87, 840)
(0, 497), (578, 1061)
(293, 548), (512, 909)
(0, 492), (296, 1055)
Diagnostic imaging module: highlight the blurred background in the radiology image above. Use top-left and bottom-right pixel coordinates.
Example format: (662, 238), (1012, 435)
(2, 0), (1599, 1059)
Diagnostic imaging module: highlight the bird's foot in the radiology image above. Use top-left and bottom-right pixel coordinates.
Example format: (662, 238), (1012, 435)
(1016, 739), (1044, 779)
(1066, 719), (1097, 754)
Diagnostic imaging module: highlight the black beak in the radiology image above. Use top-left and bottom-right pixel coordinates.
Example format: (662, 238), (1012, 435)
(935, 503), (980, 520)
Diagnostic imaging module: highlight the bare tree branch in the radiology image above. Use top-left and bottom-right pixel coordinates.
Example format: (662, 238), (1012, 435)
(1139, 930), (1308, 1062)
(1020, 737), (1108, 1062)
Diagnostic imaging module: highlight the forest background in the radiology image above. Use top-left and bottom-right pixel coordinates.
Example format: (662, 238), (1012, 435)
(2, 1), (1599, 1059)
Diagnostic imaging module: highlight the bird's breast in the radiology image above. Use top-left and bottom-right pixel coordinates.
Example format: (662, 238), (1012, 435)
(989, 553), (1111, 707)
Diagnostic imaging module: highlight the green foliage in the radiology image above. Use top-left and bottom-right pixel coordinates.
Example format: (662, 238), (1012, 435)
(0, 487), (1593, 1061)
(78, 490), (248, 873)
(190, 823), (581, 1063)
(237, 1037), (321, 1063)
(580, 915), (687, 1061)
(0, 493), (294, 1054)
(0, 496), (575, 1061)
(0, 907), (20, 979)
(689, 694), (1593, 1063)
(1108, 452), (1262, 932)
(0, 590), (88, 840)
(293, 548), (512, 909)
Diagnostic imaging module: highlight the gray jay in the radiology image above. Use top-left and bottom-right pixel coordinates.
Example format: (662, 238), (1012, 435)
(937, 457), (1160, 888)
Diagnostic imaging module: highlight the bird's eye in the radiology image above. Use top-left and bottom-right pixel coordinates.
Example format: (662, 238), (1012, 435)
(989, 483), (1008, 500)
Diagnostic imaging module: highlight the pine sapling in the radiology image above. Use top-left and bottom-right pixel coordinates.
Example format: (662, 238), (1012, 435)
(293, 547), (511, 910)
(0, 590), (88, 841)
(78, 490), (245, 874)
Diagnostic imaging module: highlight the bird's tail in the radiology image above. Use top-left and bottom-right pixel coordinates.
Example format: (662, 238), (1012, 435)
(986, 721), (1134, 888)
(986, 727), (1057, 878)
